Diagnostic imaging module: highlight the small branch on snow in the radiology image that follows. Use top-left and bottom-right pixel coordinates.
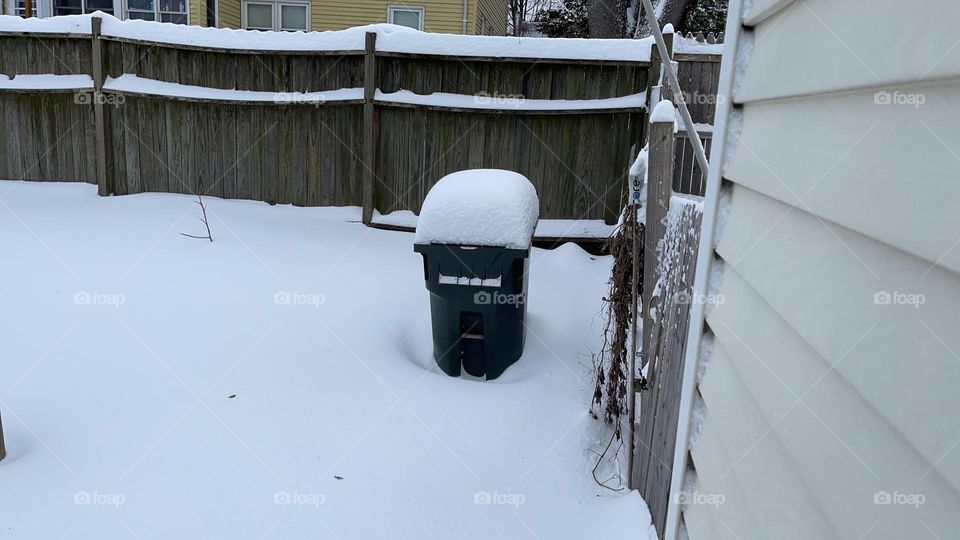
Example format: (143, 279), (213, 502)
(181, 177), (213, 242)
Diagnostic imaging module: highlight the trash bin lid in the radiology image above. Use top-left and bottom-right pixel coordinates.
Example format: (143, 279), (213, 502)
(415, 169), (540, 250)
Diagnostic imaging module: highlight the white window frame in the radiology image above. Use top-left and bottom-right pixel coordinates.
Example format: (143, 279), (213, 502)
(242, 0), (273, 30)
(122, 0), (189, 23)
(50, 0), (118, 16)
(6, 0), (124, 18)
(241, 0), (309, 32)
(386, 5), (424, 31)
(7, 0), (50, 17)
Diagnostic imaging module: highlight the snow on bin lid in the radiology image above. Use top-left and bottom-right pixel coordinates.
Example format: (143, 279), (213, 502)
(415, 169), (539, 250)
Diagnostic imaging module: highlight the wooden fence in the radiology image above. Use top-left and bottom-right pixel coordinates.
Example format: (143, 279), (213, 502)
(669, 39), (720, 197)
(0, 22), (656, 226)
(623, 26), (722, 531)
(673, 130), (712, 196)
(630, 97), (706, 536)
(628, 38), (719, 529)
(677, 31), (724, 44)
(674, 51), (721, 126)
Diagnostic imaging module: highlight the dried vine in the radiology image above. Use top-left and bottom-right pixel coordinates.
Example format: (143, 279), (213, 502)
(591, 204), (645, 489)
(594, 204), (645, 423)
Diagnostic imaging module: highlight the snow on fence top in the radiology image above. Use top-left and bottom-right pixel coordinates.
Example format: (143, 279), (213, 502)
(650, 99), (676, 123)
(0, 13), (92, 34)
(415, 169), (539, 250)
(376, 89), (647, 112)
(104, 74), (363, 103)
(0, 73), (93, 90)
(674, 35), (723, 55)
(0, 13), (655, 62)
(93, 76), (643, 109)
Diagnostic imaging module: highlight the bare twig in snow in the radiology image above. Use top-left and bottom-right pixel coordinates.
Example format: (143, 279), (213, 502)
(181, 178), (213, 242)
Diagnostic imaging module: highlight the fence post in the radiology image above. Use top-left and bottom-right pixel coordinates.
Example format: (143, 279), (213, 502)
(646, 25), (675, 111)
(659, 26), (675, 102)
(361, 31), (377, 225)
(646, 44), (662, 112)
(630, 102), (675, 512)
(642, 105), (675, 375)
(90, 16), (114, 197)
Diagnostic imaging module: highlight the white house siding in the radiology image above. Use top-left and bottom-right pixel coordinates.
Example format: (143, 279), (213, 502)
(668, 1), (960, 539)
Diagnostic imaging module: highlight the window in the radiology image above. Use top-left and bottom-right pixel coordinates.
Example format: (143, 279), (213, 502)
(387, 5), (423, 31)
(279, 3), (306, 30)
(13, 0), (30, 17)
(9, 0), (113, 17)
(9, 0), (122, 17)
(243, 0), (308, 31)
(206, 0), (216, 26)
(245, 2), (271, 29)
(125, 0), (187, 23)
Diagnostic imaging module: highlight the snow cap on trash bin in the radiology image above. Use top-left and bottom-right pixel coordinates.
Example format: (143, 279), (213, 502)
(415, 169), (540, 250)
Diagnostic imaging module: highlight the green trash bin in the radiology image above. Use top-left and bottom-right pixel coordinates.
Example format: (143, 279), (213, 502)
(413, 169), (539, 380)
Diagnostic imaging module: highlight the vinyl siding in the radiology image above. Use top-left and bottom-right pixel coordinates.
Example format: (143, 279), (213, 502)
(695, 339), (835, 537)
(473, 0), (505, 35)
(314, 0), (467, 34)
(675, 0), (960, 538)
(219, 0), (241, 28)
(737, 0), (960, 100)
(214, 0), (472, 34)
(740, 0), (792, 26)
(190, 0), (207, 26)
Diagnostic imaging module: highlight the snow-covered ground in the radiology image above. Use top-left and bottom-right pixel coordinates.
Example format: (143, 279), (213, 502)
(0, 181), (654, 539)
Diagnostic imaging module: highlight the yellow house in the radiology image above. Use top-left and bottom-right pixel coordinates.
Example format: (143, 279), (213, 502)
(2, 0), (507, 35)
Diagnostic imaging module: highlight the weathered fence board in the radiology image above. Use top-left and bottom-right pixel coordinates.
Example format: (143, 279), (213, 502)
(375, 106), (640, 221)
(377, 56), (649, 99)
(102, 39), (365, 92)
(0, 35), (90, 76)
(0, 92), (96, 184)
(675, 56), (720, 125)
(665, 50), (720, 197)
(634, 191), (704, 537)
(673, 132), (713, 196)
(630, 63), (710, 532)
(635, 115), (675, 495)
(109, 96), (367, 206)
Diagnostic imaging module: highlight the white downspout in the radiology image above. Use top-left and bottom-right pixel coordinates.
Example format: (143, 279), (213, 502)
(461, 0), (468, 34)
(661, 0), (745, 539)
